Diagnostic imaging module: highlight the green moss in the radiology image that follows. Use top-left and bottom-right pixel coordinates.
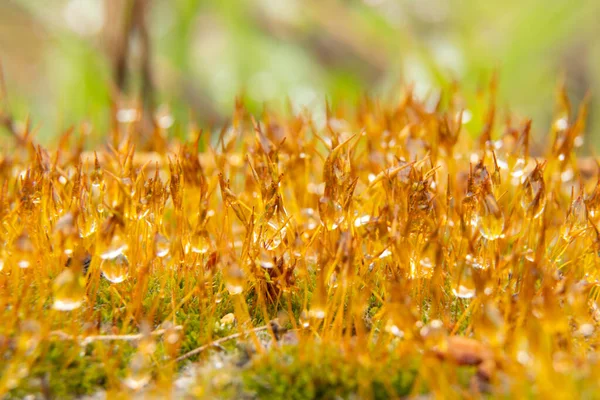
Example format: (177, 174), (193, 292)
(242, 344), (419, 399)
(9, 342), (112, 399)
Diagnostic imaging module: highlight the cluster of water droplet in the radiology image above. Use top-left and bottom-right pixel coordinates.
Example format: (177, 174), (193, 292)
(1, 84), (599, 394)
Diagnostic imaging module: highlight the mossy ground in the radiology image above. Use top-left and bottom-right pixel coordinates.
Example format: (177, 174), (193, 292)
(1, 83), (599, 399)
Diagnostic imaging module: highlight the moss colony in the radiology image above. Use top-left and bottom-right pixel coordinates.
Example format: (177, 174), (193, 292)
(0, 85), (599, 398)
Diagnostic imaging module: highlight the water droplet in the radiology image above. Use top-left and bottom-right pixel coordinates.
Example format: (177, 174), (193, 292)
(589, 208), (600, 228)
(466, 253), (487, 270)
(123, 353), (152, 390)
(98, 234), (128, 260)
(258, 250), (276, 269)
(138, 327), (156, 355)
(54, 212), (76, 235)
(452, 262), (476, 299)
(301, 208), (319, 231)
(354, 214), (371, 229)
(165, 326), (181, 346)
(452, 285), (476, 299)
(562, 197), (587, 239)
(408, 256), (434, 279)
(91, 169), (103, 189)
(521, 166), (546, 219)
(53, 269), (86, 311)
(258, 218), (287, 250)
(307, 182), (325, 196)
(560, 167), (574, 182)
(14, 231), (35, 269)
(309, 279), (327, 319)
(420, 319), (446, 346)
(510, 157), (526, 179)
(299, 309), (310, 328)
(379, 248), (392, 259)
(475, 302), (505, 344)
(318, 196), (344, 230)
(224, 264), (245, 295)
(308, 307), (326, 319)
(17, 320), (41, 356)
(154, 233), (170, 257)
(524, 248), (535, 262)
(552, 351), (573, 374)
(220, 313), (236, 326)
(100, 254), (129, 283)
(554, 117), (568, 131)
(577, 323), (594, 337)
(462, 194), (479, 232)
(61, 234), (77, 257)
(189, 229), (211, 254)
(77, 211), (97, 238)
(328, 272), (338, 289)
(385, 320), (404, 338)
(478, 194), (504, 240)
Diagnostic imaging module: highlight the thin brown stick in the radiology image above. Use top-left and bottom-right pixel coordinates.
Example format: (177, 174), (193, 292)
(105, 0), (156, 147)
(0, 60), (20, 140)
(134, 0), (154, 118)
(49, 325), (183, 343)
(175, 325), (269, 362)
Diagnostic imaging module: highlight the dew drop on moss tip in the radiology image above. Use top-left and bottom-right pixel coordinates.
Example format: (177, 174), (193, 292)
(318, 196), (344, 230)
(308, 307), (326, 319)
(510, 157), (526, 178)
(17, 320), (41, 356)
(258, 250), (276, 269)
(385, 319), (404, 338)
(521, 174), (545, 219)
(299, 309), (310, 328)
(451, 261), (476, 299)
(309, 290), (327, 319)
(77, 212), (97, 238)
(14, 231), (35, 269)
(260, 219), (286, 250)
(354, 214), (371, 230)
(560, 167), (575, 183)
(123, 352), (152, 391)
(189, 229), (211, 254)
(224, 264), (245, 295)
(452, 284), (476, 299)
(100, 253), (129, 283)
(562, 197), (588, 239)
(301, 208), (319, 231)
(154, 233), (170, 257)
(478, 194), (504, 240)
(52, 269), (86, 311)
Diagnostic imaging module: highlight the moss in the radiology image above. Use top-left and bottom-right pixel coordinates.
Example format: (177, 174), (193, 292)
(9, 342), (112, 399)
(242, 344), (419, 399)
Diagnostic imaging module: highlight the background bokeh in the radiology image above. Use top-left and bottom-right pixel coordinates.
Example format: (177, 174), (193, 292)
(1, 0), (599, 147)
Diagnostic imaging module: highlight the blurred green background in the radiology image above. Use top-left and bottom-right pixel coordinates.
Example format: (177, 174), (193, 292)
(1, 0), (599, 147)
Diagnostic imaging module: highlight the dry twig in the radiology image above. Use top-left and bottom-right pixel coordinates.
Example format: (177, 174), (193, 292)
(175, 325), (269, 362)
(49, 325), (183, 343)
(0, 60), (20, 141)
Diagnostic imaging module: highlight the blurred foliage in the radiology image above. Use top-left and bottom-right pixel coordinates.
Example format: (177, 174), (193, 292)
(1, 0), (599, 147)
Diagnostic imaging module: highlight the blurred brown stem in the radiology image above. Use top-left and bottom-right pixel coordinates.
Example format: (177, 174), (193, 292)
(0, 60), (22, 142)
(105, 0), (155, 146)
